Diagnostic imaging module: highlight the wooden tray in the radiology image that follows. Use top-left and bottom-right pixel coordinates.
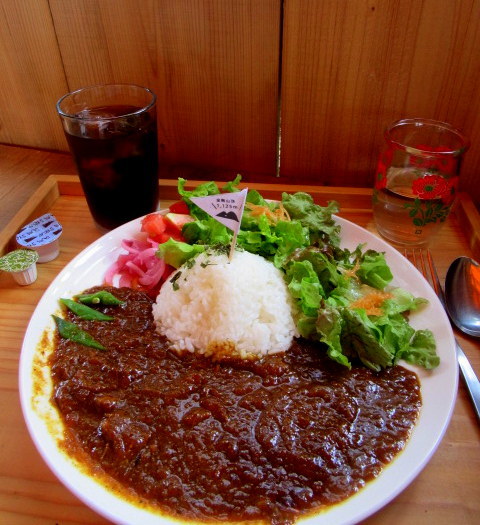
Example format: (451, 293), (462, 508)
(1, 174), (479, 257)
(1, 174), (479, 524)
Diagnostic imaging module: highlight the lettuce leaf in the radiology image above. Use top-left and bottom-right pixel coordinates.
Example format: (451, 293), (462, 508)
(182, 217), (231, 245)
(356, 249), (393, 289)
(396, 329), (439, 369)
(340, 308), (394, 371)
(285, 260), (324, 316)
(282, 192), (340, 247)
(177, 176), (241, 222)
(221, 174), (242, 193)
(287, 247), (348, 297)
(315, 302), (350, 367)
(284, 243), (438, 370)
(382, 288), (428, 315)
(156, 238), (205, 268)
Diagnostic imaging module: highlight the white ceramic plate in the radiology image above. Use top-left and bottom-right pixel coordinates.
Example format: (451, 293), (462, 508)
(19, 215), (458, 525)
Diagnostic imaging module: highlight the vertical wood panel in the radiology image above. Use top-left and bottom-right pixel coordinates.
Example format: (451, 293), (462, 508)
(0, 0), (68, 149)
(49, 0), (280, 179)
(0, 0), (479, 205)
(280, 0), (480, 206)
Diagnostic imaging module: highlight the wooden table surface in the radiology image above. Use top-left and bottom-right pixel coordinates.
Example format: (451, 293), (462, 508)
(0, 145), (479, 524)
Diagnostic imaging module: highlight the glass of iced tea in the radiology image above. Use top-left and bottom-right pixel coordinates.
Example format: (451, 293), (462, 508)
(56, 84), (159, 230)
(372, 118), (469, 247)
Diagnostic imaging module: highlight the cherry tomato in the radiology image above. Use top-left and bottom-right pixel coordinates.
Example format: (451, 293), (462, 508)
(169, 201), (190, 214)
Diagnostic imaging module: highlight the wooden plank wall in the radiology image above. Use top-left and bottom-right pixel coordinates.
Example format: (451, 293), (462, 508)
(281, 0), (480, 190)
(0, 0), (479, 206)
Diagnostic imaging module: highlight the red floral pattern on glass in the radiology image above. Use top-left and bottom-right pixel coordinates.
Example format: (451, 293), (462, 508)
(374, 148), (393, 190)
(411, 174), (450, 200)
(405, 174), (458, 227)
(409, 145), (457, 174)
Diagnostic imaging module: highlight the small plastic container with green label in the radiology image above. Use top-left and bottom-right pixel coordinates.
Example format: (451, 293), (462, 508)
(0, 249), (39, 285)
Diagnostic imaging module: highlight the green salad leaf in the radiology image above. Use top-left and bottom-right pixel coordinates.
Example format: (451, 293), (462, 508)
(340, 308), (394, 371)
(156, 238), (206, 269)
(356, 249), (393, 289)
(397, 329), (439, 369)
(282, 192), (341, 247)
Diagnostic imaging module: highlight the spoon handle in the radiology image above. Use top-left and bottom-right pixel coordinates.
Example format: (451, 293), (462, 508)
(456, 342), (480, 422)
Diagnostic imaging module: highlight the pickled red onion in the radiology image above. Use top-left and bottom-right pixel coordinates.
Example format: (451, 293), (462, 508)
(105, 237), (171, 294)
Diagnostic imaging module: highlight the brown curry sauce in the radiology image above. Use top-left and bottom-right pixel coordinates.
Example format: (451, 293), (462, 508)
(50, 286), (421, 524)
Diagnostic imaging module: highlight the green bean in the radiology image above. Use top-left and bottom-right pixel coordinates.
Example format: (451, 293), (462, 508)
(52, 315), (106, 351)
(75, 290), (124, 306)
(60, 298), (114, 321)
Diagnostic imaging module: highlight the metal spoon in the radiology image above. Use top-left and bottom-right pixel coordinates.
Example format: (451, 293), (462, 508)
(445, 257), (480, 337)
(444, 256), (480, 421)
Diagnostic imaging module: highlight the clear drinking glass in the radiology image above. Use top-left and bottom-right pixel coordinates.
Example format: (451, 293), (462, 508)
(57, 84), (159, 231)
(372, 118), (469, 247)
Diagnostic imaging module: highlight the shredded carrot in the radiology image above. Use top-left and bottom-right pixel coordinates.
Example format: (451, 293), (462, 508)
(246, 202), (290, 224)
(349, 291), (393, 316)
(344, 260), (361, 279)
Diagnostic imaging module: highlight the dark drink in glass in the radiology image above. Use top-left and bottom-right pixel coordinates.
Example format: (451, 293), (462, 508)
(57, 85), (159, 231)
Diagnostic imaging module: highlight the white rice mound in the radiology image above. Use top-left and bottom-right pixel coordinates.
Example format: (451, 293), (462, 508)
(153, 250), (298, 358)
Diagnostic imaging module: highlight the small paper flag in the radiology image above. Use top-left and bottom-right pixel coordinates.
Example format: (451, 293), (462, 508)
(190, 188), (248, 259)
